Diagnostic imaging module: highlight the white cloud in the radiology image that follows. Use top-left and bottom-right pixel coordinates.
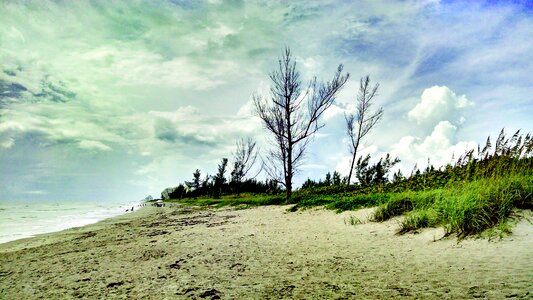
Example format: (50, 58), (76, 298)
(407, 86), (474, 126)
(78, 140), (112, 152)
(298, 56), (323, 75)
(0, 136), (15, 149)
(417, 121), (456, 154)
(391, 121), (476, 172)
(236, 99), (255, 117)
(333, 145), (379, 177)
(323, 103), (346, 121)
(149, 106), (200, 122)
(392, 86), (478, 172)
(333, 155), (353, 177)
(23, 190), (48, 195)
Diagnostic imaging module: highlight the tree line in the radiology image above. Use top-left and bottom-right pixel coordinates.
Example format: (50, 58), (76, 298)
(161, 47), (390, 201)
(161, 138), (280, 200)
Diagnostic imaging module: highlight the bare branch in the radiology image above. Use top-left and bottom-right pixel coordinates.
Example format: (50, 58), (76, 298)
(345, 75), (383, 185)
(254, 47), (349, 200)
(231, 137), (260, 186)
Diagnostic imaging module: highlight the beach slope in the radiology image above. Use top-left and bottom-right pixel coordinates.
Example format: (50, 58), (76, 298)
(1, 205), (532, 299)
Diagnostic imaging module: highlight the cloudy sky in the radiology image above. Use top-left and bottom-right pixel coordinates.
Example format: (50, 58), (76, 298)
(1, 0), (532, 201)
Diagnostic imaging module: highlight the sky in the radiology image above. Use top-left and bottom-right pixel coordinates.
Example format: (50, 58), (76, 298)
(1, 0), (532, 202)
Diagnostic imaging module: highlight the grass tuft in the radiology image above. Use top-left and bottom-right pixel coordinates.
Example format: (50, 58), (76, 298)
(371, 194), (413, 222)
(345, 215), (362, 226)
(435, 175), (532, 237)
(372, 174), (532, 237)
(398, 209), (439, 234)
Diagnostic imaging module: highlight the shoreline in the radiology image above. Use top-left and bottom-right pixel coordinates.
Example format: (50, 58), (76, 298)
(1, 205), (532, 298)
(0, 205), (151, 253)
(0, 201), (144, 246)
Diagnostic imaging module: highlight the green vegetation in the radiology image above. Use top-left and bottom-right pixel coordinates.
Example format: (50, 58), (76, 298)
(387, 175), (532, 237)
(166, 193), (285, 208)
(303, 129), (532, 237)
(345, 215), (362, 226)
(292, 192), (389, 212)
(162, 129), (532, 238)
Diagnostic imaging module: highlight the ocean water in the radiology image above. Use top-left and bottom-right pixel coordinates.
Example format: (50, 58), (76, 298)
(0, 200), (141, 244)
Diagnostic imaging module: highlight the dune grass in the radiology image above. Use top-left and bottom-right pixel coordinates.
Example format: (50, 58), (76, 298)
(374, 175), (532, 237)
(166, 174), (531, 237)
(398, 209), (440, 234)
(293, 193), (389, 212)
(165, 174), (531, 238)
(371, 189), (444, 222)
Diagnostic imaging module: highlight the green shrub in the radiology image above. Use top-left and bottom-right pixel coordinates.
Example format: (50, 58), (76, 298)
(410, 189), (443, 209)
(435, 175), (531, 237)
(372, 175), (532, 237)
(398, 209), (439, 234)
(372, 194), (413, 222)
(326, 194), (389, 212)
(169, 193), (286, 208)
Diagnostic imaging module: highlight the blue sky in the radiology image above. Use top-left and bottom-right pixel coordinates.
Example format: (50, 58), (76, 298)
(1, 0), (532, 201)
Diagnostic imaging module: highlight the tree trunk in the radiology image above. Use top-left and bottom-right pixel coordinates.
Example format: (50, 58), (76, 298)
(347, 152), (356, 185)
(286, 178), (292, 202)
(286, 95), (293, 202)
(347, 139), (360, 185)
(286, 143), (293, 202)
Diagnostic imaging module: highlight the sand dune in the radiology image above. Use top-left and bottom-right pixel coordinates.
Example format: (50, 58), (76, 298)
(0, 205), (532, 299)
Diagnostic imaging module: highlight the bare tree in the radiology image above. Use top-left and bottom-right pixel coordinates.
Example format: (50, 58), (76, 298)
(254, 48), (349, 201)
(345, 75), (383, 185)
(230, 137), (260, 194)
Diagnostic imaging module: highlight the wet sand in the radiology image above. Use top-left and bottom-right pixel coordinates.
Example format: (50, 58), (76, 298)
(0, 205), (532, 299)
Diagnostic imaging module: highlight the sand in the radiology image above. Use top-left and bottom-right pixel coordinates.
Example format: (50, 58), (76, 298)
(0, 205), (532, 299)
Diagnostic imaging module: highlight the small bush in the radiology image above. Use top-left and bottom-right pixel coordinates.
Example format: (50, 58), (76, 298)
(410, 189), (443, 209)
(398, 209), (439, 234)
(326, 194), (389, 212)
(294, 195), (337, 208)
(372, 194), (413, 222)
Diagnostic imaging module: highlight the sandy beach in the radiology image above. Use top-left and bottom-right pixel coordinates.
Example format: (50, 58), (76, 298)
(0, 205), (532, 299)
